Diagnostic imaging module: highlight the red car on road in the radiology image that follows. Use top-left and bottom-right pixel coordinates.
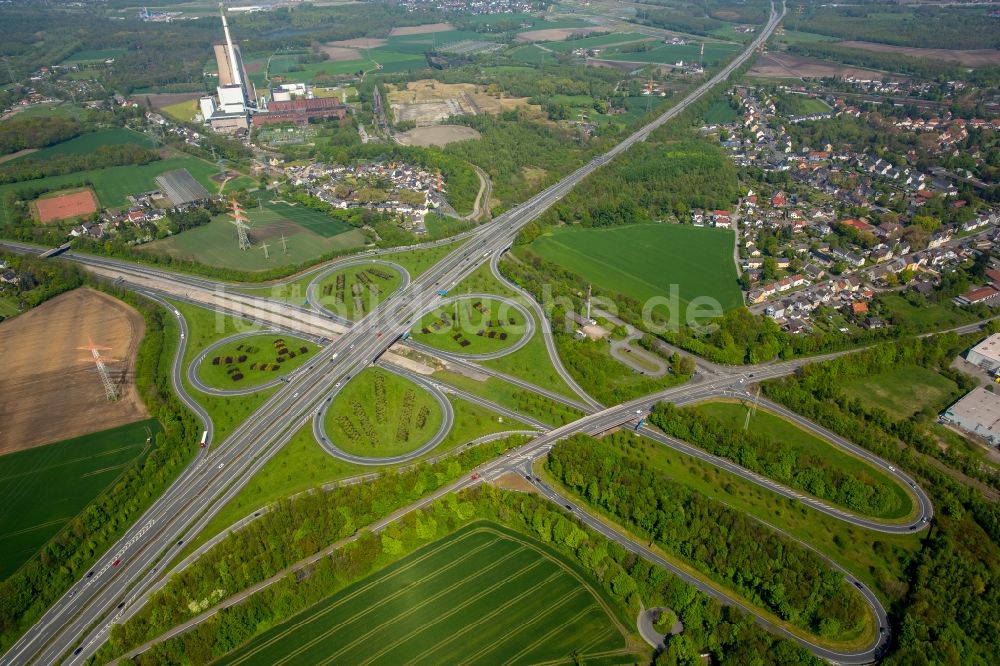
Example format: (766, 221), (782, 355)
(112, 559), (120, 567)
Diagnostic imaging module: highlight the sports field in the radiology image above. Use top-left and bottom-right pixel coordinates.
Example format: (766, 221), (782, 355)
(0, 156), (221, 224)
(144, 200), (365, 271)
(323, 368), (443, 458)
(315, 263), (403, 319)
(527, 223), (742, 322)
(839, 365), (958, 420)
(34, 188), (99, 223)
(196, 334), (318, 390)
(215, 523), (633, 666)
(411, 297), (528, 356)
(0, 418), (160, 578)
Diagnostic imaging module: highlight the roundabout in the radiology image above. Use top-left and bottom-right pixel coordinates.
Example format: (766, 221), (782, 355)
(313, 366), (453, 465)
(189, 332), (322, 396)
(407, 294), (534, 360)
(307, 259), (409, 322)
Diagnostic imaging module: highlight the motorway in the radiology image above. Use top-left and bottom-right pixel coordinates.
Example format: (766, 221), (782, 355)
(0, 5), (923, 664)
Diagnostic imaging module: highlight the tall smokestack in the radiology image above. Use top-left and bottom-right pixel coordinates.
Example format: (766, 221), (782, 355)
(220, 3), (242, 88)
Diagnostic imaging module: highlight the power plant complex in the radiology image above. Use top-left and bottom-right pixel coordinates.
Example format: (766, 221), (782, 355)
(200, 4), (347, 134)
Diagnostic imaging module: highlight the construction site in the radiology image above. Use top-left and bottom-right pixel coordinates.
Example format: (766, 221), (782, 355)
(386, 80), (535, 126)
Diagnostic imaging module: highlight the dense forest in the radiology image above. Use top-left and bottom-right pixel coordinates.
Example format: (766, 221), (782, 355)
(0, 117), (81, 156)
(648, 402), (905, 517)
(760, 335), (1000, 664)
(794, 5), (1000, 50)
(547, 433), (869, 638)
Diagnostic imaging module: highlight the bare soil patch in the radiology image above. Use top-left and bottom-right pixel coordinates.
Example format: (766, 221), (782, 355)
(516, 27), (603, 42)
(836, 41), (1000, 67)
(34, 188), (99, 224)
(390, 23), (455, 36)
(387, 79), (535, 125)
(319, 45), (361, 61)
(492, 472), (540, 494)
(749, 52), (906, 81)
(327, 37), (387, 49)
(0, 288), (149, 454)
(143, 92), (204, 111)
(395, 124), (481, 147)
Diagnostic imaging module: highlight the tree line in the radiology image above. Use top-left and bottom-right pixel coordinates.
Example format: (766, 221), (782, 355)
(0, 252), (84, 316)
(0, 144), (161, 185)
(648, 402), (905, 517)
(0, 117), (81, 157)
(100, 484), (823, 666)
(547, 433), (869, 639)
(759, 334), (1000, 664)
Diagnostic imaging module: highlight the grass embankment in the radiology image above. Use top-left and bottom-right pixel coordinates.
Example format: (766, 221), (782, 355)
(213, 523), (631, 666)
(313, 262), (403, 319)
(411, 296), (527, 356)
(0, 419), (161, 578)
(433, 370), (583, 427)
(695, 400), (916, 521)
(839, 364), (958, 420)
(196, 334), (319, 390)
(323, 368), (444, 458)
(170, 299), (275, 445)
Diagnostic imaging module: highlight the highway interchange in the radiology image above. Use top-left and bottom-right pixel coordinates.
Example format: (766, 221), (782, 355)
(0, 3), (944, 663)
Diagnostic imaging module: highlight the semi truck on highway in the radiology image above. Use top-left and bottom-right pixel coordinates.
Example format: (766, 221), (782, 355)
(199, 430), (208, 449)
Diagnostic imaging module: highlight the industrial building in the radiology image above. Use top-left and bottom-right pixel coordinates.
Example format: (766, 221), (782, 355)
(253, 97), (349, 126)
(200, 4), (258, 133)
(966, 333), (1000, 373)
(941, 387), (1000, 446)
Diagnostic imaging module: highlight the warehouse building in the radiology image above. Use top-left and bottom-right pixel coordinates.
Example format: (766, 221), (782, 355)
(966, 333), (1000, 373)
(941, 387), (1000, 446)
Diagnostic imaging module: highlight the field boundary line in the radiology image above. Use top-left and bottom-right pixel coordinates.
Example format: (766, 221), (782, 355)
(463, 589), (584, 664)
(357, 566), (560, 665)
(399, 568), (566, 666)
(226, 530), (496, 665)
(309, 545), (536, 666)
(498, 603), (594, 666)
(0, 518), (68, 540)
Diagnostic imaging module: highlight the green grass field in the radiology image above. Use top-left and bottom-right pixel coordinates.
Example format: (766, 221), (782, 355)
(411, 297), (527, 356)
(214, 523), (632, 666)
(543, 32), (655, 53)
(186, 397), (524, 554)
(196, 334), (319, 390)
(696, 401), (914, 519)
(6, 128), (155, 163)
(878, 293), (980, 331)
(160, 99), (198, 123)
(839, 365), (958, 420)
(144, 199), (365, 272)
(324, 368), (444, 457)
(527, 223), (743, 322)
(602, 41), (739, 65)
(705, 100), (740, 124)
(777, 95), (833, 116)
(315, 262), (403, 319)
(0, 418), (161, 578)
(61, 48), (125, 64)
(0, 156), (221, 224)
